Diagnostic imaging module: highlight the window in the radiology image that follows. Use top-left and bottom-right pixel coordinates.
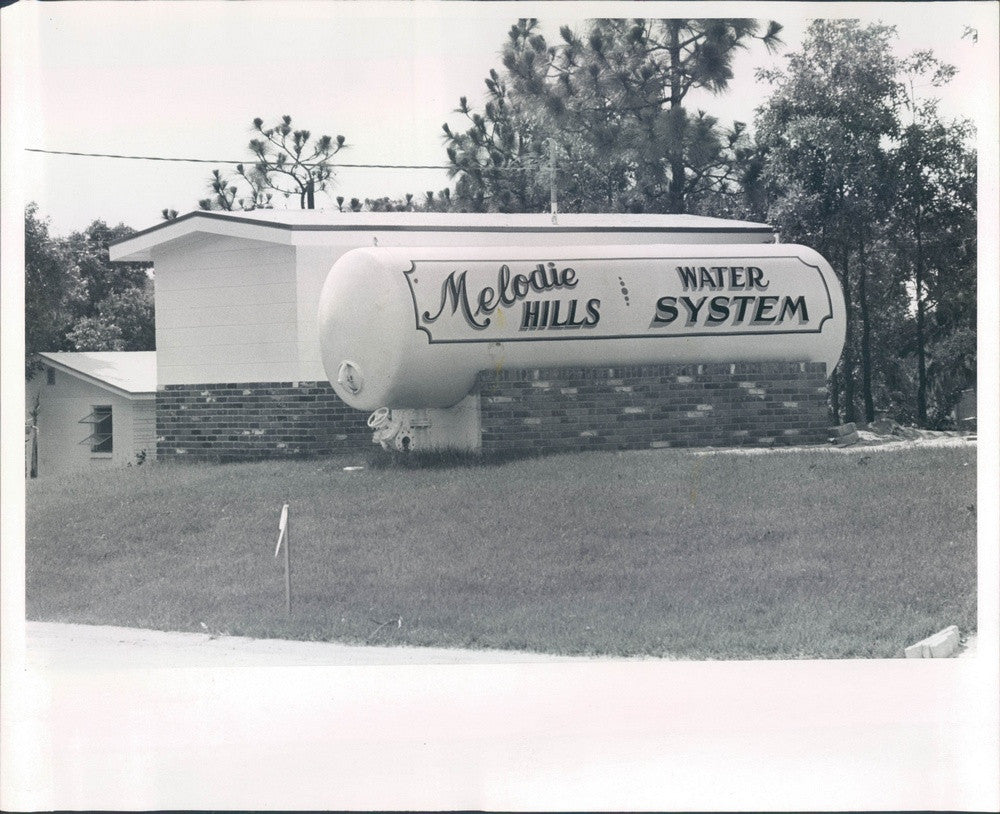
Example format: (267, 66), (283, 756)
(46, 367), (55, 385)
(80, 406), (113, 454)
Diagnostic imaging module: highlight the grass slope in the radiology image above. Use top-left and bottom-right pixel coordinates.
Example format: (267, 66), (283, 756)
(25, 445), (976, 659)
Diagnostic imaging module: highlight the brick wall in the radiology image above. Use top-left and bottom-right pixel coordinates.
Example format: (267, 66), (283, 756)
(478, 362), (829, 456)
(156, 381), (369, 462)
(156, 364), (830, 461)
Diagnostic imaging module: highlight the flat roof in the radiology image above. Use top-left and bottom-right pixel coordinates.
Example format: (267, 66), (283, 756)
(37, 352), (157, 397)
(109, 209), (776, 262)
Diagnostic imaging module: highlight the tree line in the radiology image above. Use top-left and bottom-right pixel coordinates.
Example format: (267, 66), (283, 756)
(25, 203), (153, 375)
(27, 18), (976, 428)
(438, 19), (976, 428)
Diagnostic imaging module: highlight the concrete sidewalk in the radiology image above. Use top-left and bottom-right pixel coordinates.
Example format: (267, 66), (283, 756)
(22, 622), (976, 668)
(24, 621), (609, 668)
(957, 634), (978, 658)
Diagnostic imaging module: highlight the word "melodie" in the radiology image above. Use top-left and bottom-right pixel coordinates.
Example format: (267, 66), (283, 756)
(422, 263), (578, 329)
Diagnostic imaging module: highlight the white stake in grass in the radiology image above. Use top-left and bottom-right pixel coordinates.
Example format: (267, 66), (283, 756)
(274, 502), (292, 614)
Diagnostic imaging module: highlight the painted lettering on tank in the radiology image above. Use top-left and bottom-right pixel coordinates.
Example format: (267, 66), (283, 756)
(405, 254), (835, 344)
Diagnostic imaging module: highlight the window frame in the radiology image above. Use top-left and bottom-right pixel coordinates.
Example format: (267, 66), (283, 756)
(79, 405), (113, 455)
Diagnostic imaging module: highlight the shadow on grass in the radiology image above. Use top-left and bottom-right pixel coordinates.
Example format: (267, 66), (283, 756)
(364, 446), (543, 469)
(142, 447), (545, 471)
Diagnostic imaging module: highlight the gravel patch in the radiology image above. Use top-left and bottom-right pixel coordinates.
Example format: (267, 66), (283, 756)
(691, 431), (975, 457)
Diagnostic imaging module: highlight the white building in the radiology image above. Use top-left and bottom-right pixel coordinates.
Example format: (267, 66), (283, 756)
(26, 352), (157, 475)
(106, 209), (833, 460)
(110, 209), (776, 387)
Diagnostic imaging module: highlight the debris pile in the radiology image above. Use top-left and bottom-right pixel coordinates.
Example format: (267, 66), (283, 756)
(829, 418), (975, 449)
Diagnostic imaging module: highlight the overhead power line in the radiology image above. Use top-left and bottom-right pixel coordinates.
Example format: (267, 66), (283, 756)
(24, 146), (538, 172)
(26, 146), (449, 169)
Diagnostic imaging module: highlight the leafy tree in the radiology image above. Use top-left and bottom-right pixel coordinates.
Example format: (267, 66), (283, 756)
(420, 188), (454, 212)
(362, 195), (410, 213)
(174, 115), (346, 215)
(756, 20), (903, 424)
(25, 203), (84, 374)
(241, 115), (346, 209)
(198, 168), (272, 212)
(893, 56), (976, 425)
(337, 189), (454, 213)
(25, 206), (155, 369)
(66, 287), (155, 352)
(549, 18), (782, 213)
(65, 220), (150, 306)
(446, 18), (781, 214)
(756, 22), (976, 427)
(58, 220), (155, 353)
(443, 65), (553, 212)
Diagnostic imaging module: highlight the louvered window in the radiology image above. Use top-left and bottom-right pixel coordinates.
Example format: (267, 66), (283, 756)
(80, 406), (113, 453)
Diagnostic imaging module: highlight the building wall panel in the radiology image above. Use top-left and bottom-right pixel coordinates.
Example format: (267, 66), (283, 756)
(155, 361), (306, 384)
(158, 323), (300, 350)
(156, 301), (298, 329)
(152, 237), (298, 385)
(25, 368), (148, 475)
(155, 281), (295, 310)
(157, 341), (300, 368)
(295, 245), (342, 382)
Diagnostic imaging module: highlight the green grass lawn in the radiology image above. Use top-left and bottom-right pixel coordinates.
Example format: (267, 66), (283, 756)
(25, 444), (977, 659)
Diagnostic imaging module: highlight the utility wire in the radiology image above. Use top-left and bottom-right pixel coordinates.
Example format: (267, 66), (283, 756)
(25, 147), (450, 168)
(24, 146), (537, 172)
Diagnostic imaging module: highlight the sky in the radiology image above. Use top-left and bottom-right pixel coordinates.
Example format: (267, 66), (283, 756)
(7, 1), (998, 235)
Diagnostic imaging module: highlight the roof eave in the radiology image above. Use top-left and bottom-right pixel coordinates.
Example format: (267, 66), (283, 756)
(109, 211), (300, 262)
(109, 210), (776, 263)
(35, 353), (156, 399)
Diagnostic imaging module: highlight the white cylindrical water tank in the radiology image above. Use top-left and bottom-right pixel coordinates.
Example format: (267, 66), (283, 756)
(318, 244), (846, 410)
